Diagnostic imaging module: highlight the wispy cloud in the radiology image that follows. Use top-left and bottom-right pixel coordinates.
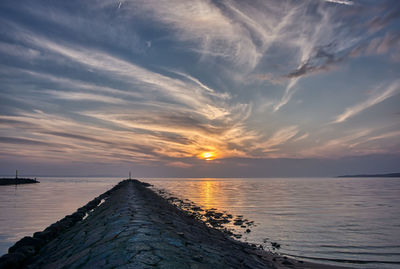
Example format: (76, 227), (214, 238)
(257, 126), (299, 154)
(0, 41), (40, 59)
(285, 46), (343, 79)
(0, 0), (399, 170)
(271, 2), (398, 111)
(368, 7), (400, 33)
(350, 32), (400, 60)
(273, 4), (340, 110)
(122, 0), (260, 69)
(273, 78), (299, 112)
(45, 91), (128, 104)
(323, 0), (354, 5)
(292, 133), (309, 142)
(7, 25), (235, 117)
(349, 130), (400, 148)
(333, 81), (400, 123)
(299, 129), (372, 158)
(0, 136), (58, 147)
(300, 123), (400, 158)
(0, 22), (260, 163)
(98, 0), (306, 73)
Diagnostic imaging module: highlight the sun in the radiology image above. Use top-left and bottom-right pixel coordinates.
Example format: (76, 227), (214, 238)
(200, 152), (216, 161)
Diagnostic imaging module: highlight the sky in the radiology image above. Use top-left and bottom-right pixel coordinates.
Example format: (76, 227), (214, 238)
(0, 0), (399, 177)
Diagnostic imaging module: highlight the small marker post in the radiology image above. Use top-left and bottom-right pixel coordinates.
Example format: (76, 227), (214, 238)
(129, 171), (131, 180)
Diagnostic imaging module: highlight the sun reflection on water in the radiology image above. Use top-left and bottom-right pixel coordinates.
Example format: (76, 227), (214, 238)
(201, 181), (213, 208)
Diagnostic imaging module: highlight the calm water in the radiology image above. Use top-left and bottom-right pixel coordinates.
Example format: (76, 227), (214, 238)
(1, 177), (399, 268)
(142, 177), (400, 269)
(0, 177), (122, 255)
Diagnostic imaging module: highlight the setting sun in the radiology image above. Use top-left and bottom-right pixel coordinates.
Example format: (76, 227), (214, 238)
(200, 152), (216, 161)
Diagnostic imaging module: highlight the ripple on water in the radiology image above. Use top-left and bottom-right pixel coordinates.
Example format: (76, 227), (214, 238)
(144, 177), (400, 269)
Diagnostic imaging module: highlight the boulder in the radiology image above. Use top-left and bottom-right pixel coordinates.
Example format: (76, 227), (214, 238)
(9, 237), (44, 253)
(0, 252), (26, 269)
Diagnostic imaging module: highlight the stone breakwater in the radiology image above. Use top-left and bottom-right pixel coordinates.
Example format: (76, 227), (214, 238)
(0, 178), (39, 185)
(0, 179), (351, 269)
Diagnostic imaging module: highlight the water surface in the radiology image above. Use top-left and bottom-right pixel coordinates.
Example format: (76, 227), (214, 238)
(0, 177), (121, 254)
(0, 177), (399, 269)
(143, 177), (400, 269)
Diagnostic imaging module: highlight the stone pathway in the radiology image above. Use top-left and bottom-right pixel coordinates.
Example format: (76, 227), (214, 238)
(24, 180), (275, 269)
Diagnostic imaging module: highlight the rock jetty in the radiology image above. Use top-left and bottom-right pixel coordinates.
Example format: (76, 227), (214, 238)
(0, 179), (352, 269)
(0, 178), (39, 185)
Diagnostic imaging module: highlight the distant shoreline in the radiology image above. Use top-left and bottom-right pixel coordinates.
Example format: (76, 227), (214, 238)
(0, 178), (40, 185)
(337, 173), (400, 178)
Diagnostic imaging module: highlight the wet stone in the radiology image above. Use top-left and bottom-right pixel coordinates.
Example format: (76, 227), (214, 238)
(133, 251), (161, 266)
(20, 180), (279, 269)
(126, 242), (152, 254)
(166, 238), (184, 248)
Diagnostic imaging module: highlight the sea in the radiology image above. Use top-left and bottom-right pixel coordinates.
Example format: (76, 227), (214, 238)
(0, 177), (399, 268)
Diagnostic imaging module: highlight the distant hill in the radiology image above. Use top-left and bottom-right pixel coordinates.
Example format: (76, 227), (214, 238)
(337, 173), (400, 178)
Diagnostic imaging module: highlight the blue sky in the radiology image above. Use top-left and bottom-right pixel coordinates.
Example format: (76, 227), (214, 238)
(0, 0), (399, 177)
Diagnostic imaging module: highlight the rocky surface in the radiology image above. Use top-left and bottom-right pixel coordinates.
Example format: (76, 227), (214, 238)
(0, 179), (353, 269)
(154, 190), (255, 241)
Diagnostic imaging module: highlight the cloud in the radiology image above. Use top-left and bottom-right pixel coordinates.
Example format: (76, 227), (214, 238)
(171, 71), (217, 94)
(0, 136), (56, 147)
(44, 131), (114, 145)
(259, 44), (344, 98)
(0, 112), (168, 163)
(122, 0), (260, 69)
(368, 7), (400, 33)
(1, 0), (399, 169)
(257, 126), (299, 154)
(33, 39), (226, 119)
(273, 78), (299, 112)
(0, 23), (261, 162)
(273, 5), (339, 110)
(44, 91), (128, 104)
(350, 32), (400, 60)
(10, 0), (389, 114)
(285, 46), (344, 79)
(333, 81), (400, 123)
(2, 23), (236, 116)
(167, 161), (193, 168)
(300, 123), (400, 158)
(299, 129), (372, 158)
(323, 0), (354, 5)
(0, 41), (40, 59)
(96, 0), (305, 73)
(254, 73), (285, 85)
(0, 118), (37, 129)
(292, 133), (309, 142)
(349, 130), (400, 148)
(271, 3), (399, 111)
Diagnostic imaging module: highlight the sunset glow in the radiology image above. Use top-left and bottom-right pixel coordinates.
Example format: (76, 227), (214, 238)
(200, 152), (216, 161)
(0, 0), (399, 177)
